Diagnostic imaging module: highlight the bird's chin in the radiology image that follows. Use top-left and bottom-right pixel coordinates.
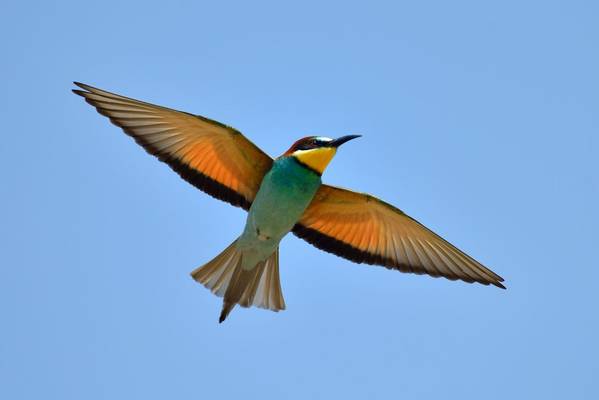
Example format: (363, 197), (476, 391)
(293, 147), (337, 174)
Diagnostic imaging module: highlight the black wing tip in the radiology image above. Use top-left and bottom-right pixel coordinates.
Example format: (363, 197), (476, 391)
(72, 80), (93, 96)
(73, 81), (90, 90)
(493, 281), (507, 290)
(72, 89), (87, 97)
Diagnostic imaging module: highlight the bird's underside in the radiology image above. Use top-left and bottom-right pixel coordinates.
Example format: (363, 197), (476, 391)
(73, 82), (505, 320)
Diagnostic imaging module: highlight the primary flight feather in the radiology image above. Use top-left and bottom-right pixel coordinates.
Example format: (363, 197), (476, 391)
(73, 82), (505, 322)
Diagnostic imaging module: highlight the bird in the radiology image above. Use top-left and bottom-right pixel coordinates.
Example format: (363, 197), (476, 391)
(73, 82), (505, 322)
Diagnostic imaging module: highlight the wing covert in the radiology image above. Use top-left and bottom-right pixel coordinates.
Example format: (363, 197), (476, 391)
(293, 185), (505, 288)
(73, 82), (273, 210)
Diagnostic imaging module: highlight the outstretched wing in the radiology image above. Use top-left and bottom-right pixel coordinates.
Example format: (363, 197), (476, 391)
(73, 82), (273, 210)
(293, 185), (505, 288)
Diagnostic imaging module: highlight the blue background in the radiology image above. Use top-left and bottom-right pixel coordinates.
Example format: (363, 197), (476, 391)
(2, 1), (597, 399)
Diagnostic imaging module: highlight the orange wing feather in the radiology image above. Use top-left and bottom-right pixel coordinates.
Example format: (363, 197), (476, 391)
(293, 185), (505, 288)
(73, 82), (272, 209)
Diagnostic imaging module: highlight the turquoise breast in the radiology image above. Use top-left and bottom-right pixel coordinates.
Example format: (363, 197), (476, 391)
(239, 156), (321, 250)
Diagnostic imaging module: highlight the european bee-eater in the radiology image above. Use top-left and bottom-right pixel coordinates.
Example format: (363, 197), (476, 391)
(73, 82), (505, 322)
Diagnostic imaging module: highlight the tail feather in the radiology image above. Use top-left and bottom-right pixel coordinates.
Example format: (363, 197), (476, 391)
(191, 241), (285, 323)
(191, 241), (240, 297)
(252, 248), (285, 310)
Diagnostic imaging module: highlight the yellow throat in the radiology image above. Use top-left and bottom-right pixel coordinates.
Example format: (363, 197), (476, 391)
(293, 147), (337, 175)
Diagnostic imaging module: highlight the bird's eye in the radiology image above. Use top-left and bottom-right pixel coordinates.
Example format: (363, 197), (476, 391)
(308, 139), (319, 147)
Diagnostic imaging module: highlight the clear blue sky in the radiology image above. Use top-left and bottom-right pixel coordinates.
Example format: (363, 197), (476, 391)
(2, 1), (597, 399)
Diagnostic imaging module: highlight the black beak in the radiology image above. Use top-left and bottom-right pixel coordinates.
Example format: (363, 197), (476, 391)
(330, 134), (361, 148)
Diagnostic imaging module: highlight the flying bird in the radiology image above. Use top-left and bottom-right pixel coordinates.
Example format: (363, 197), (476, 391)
(73, 82), (505, 322)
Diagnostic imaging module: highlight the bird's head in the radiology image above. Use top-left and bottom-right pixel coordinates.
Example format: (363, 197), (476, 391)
(282, 135), (361, 175)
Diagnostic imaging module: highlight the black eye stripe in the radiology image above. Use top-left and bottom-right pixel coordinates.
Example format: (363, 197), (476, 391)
(293, 137), (330, 152)
(298, 141), (316, 150)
